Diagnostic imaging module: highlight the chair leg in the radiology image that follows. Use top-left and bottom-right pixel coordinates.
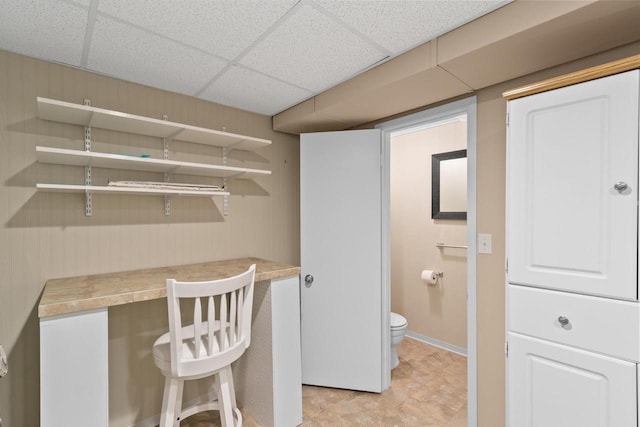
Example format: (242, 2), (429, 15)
(217, 367), (237, 427)
(226, 367), (242, 426)
(160, 377), (181, 427)
(173, 380), (184, 427)
(226, 366), (238, 409)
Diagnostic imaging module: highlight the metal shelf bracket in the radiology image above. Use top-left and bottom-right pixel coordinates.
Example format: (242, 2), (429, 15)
(163, 114), (171, 216)
(222, 147), (229, 216)
(84, 99), (92, 216)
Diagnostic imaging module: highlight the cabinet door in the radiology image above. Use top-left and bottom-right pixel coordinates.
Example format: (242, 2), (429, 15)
(507, 70), (639, 300)
(508, 332), (637, 427)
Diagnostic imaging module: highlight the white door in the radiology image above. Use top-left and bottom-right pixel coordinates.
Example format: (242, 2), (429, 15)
(300, 129), (383, 392)
(507, 70), (639, 300)
(508, 332), (637, 427)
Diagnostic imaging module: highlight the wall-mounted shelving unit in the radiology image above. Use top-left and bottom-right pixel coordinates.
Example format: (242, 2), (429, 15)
(35, 97), (271, 216)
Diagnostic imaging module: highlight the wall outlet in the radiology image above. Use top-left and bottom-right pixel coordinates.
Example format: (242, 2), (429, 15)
(478, 233), (493, 254)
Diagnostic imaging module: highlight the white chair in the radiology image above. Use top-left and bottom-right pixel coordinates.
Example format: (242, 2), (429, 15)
(152, 264), (256, 427)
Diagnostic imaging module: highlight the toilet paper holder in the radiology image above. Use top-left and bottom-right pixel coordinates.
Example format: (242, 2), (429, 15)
(421, 269), (444, 285)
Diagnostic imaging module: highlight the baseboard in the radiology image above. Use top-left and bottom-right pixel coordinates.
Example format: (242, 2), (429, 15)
(405, 331), (468, 357)
(128, 391), (217, 427)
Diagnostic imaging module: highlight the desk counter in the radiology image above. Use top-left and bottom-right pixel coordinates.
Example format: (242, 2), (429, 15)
(39, 257), (302, 427)
(39, 257), (300, 317)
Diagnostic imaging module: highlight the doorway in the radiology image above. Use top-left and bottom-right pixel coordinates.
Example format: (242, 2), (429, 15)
(377, 96), (477, 426)
(390, 114), (468, 353)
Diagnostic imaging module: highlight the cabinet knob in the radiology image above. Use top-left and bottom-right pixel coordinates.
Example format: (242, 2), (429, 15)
(614, 181), (629, 193)
(558, 316), (570, 328)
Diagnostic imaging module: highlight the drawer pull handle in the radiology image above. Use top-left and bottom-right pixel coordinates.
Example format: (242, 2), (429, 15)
(558, 316), (570, 328)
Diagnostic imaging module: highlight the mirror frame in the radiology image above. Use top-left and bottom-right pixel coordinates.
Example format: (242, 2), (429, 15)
(431, 149), (467, 220)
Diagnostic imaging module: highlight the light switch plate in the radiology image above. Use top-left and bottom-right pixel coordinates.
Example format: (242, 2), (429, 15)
(478, 233), (492, 254)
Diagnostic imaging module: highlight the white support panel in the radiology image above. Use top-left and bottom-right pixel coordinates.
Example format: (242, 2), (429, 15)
(36, 146), (271, 179)
(40, 308), (108, 427)
(270, 275), (303, 427)
(234, 275), (303, 427)
(234, 281), (276, 426)
(37, 97), (271, 151)
(36, 183), (230, 197)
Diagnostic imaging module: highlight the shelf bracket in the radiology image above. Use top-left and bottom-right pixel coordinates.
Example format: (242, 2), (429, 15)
(165, 128), (185, 141)
(225, 140), (243, 153)
(85, 166), (92, 216)
(164, 192), (171, 216)
(84, 99), (92, 216)
(163, 114), (171, 216)
(222, 147), (229, 216)
(84, 98), (96, 127)
(164, 173), (171, 216)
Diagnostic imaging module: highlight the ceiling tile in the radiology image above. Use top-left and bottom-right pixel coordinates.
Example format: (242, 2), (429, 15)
(97, 0), (298, 60)
(315, 0), (510, 54)
(0, 0), (90, 66)
(200, 65), (313, 116)
(87, 15), (228, 96)
(239, 3), (388, 92)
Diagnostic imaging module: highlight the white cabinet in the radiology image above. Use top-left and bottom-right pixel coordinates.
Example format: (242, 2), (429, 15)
(507, 70), (639, 300)
(508, 332), (637, 427)
(35, 97), (271, 214)
(505, 56), (640, 427)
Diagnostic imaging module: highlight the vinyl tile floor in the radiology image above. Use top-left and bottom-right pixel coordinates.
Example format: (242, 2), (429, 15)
(179, 337), (467, 426)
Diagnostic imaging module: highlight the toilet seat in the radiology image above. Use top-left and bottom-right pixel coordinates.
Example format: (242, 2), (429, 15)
(390, 312), (407, 330)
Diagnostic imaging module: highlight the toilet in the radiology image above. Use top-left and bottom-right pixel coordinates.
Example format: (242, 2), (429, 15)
(390, 312), (408, 369)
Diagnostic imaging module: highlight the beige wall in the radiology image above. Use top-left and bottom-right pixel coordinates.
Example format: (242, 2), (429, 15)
(391, 121), (467, 349)
(0, 49), (300, 426)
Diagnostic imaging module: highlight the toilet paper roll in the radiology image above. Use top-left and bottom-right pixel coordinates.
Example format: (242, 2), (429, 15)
(421, 269), (438, 285)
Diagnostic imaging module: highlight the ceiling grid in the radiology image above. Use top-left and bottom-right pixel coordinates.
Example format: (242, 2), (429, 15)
(0, 0), (509, 115)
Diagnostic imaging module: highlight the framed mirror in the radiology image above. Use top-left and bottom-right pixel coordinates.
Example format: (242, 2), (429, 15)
(432, 149), (467, 220)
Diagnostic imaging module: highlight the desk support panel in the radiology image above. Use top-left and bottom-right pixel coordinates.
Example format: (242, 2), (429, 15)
(235, 276), (303, 426)
(40, 308), (108, 427)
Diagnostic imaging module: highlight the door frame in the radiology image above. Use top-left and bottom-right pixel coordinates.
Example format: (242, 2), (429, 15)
(376, 96), (478, 426)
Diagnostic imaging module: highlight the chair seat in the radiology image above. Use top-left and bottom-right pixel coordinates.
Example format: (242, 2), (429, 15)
(153, 321), (246, 379)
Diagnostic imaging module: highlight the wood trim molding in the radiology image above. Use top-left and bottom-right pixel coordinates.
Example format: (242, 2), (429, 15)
(503, 54), (640, 100)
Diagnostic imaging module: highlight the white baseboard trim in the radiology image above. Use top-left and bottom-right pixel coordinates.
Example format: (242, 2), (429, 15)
(129, 391), (218, 427)
(405, 331), (468, 357)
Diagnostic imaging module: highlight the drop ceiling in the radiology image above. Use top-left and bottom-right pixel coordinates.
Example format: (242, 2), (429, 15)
(0, 0), (509, 116)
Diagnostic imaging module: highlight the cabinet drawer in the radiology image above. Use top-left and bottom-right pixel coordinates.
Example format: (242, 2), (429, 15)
(508, 285), (639, 361)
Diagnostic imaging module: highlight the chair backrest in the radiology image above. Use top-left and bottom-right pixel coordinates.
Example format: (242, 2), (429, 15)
(166, 264), (256, 377)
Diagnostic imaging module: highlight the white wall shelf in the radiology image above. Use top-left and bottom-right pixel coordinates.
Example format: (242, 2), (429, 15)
(36, 184), (230, 197)
(36, 146), (271, 179)
(37, 97), (271, 151)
